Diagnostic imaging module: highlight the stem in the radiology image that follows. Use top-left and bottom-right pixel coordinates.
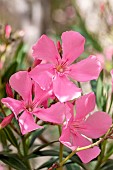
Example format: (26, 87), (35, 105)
(0, 103), (7, 116)
(59, 143), (63, 163)
(94, 140), (107, 170)
(22, 136), (32, 170)
(8, 166), (12, 170)
(58, 125), (63, 170)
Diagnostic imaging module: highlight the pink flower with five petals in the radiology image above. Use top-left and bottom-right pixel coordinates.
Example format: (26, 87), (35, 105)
(1, 71), (66, 134)
(30, 31), (102, 102)
(59, 92), (112, 163)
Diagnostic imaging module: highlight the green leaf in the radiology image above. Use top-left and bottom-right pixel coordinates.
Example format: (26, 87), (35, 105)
(90, 80), (97, 94)
(26, 149), (86, 170)
(0, 129), (7, 149)
(32, 140), (58, 153)
(65, 163), (81, 170)
(14, 41), (27, 70)
(69, 154), (87, 170)
(0, 153), (28, 170)
(3, 126), (18, 148)
(2, 62), (18, 82)
(103, 142), (113, 161)
(34, 149), (60, 156)
(100, 160), (113, 170)
(25, 149), (60, 160)
(29, 128), (46, 148)
(36, 157), (59, 170)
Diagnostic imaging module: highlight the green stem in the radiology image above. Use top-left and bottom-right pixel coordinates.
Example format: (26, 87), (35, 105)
(94, 140), (107, 170)
(58, 125), (63, 170)
(59, 143), (63, 163)
(22, 136), (32, 170)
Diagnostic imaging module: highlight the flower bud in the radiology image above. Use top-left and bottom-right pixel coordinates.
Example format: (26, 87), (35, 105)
(0, 114), (14, 129)
(6, 83), (13, 98)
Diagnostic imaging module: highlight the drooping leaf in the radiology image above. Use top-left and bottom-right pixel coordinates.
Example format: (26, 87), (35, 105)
(0, 153), (28, 170)
(36, 157), (59, 170)
(3, 126), (18, 148)
(65, 163), (81, 170)
(14, 41), (27, 70)
(103, 142), (113, 161)
(2, 62), (18, 83)
(90, 80), (97, 94)
(100, 160), (113, 170)
(0, 129), (7, 149)
(32, 140), (58, 153)
(29, 128), (46, 148)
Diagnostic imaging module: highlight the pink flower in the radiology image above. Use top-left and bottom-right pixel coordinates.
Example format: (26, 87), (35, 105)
(59, 93), (112, 163)
(1, 71), (66, 134)
(111, 69), (113, 91)
(30, 31), (102, 102)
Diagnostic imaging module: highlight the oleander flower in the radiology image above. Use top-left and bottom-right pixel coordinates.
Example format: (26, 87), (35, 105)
(30, 31), (102, 102)
(59, 92), (112, 163)
(1, 71), (66, 134)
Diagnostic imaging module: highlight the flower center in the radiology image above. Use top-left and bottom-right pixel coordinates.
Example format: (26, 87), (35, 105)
(56, 65), (64, 73)
(70, 120), (83, 134)
(25, 103), (34, 112)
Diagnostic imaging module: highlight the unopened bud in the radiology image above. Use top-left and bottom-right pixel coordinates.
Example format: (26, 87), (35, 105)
(33, 59), (42, 68)
(0, 113), (14, 129)
(57, 41), (62, 54)
(6, 83), (13, 98)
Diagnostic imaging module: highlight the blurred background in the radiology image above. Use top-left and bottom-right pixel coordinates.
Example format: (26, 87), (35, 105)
(0, 0), (113, 169)
(0, 0), (113, 74)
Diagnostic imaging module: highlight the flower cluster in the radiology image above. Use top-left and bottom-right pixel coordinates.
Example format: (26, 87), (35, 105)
(1, 31), (112, 163)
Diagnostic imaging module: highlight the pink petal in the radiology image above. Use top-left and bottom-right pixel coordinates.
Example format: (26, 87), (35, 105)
(61, 31), (85, 65)
(65, 102), (74, 122)
(59, 124), (77, 151)
(29, 64), (54, 90)
(53, 74), (81, 102)
(82, 111), (112, 139)
(9, 71), (32, 102)
(32, 35), (60, 64)
(96, 53), (104, 68)
(34, 102), (65, 124)
(74, 133), (100, 163)
(1, 97), (23, 117)
(19, 111), (42, 135)
(75, 92), (95, 120)
(33, 82), (53, 106)
(69, 55), (102, 82)
(33, 82), (48, 103)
